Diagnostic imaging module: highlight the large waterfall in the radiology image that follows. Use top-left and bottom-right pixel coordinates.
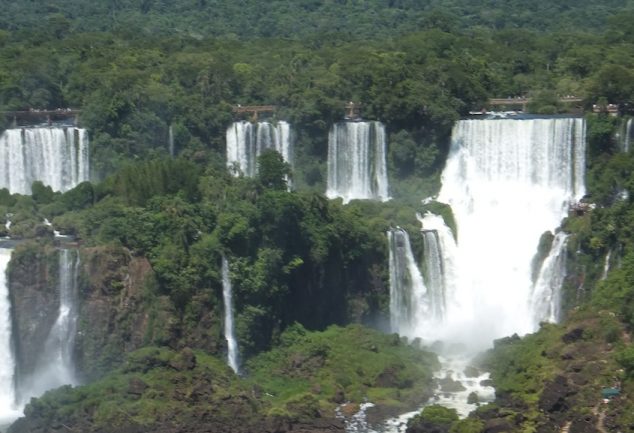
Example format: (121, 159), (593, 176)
(418, 117), (585, 348)
(0, 248), (19, 425)
(18, 249), (80, 402)
(0, 127), (90, 195)
(226, 121), (292, 177)
(327, 121), (389, 203)
(221, 256), (240, 374)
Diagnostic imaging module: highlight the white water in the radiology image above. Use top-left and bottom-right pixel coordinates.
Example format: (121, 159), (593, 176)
(327, 121), (389, 203)
(19, 249), (80, 403)
(221, 256), (240, 374)
(377, 118), (585, 433)
(530, 232), (569, 324)
(417, 118), (586, 349)
(0, 248), (20, 425)
(421, 229), (447, 321)
(226, 121), (292, 177)
(0, 128), (89, 194)
(622, 118), (632, 153)
(602, 250), (612, 280)
(388, 228), (429, 337)
(337, 403), (377, 433)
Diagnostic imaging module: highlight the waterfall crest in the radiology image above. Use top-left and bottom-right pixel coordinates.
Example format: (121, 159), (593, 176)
(222, 256), (240, 373)
(0, 248), (19, 424)
(19, 249), (80, 402)
(327, 121), (389, 203)
(423, 117), (585, 348)
(226, 121), (292, 177)
(0, 127), (89, 194)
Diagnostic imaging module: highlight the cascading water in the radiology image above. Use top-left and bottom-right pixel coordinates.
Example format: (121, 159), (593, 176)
(388, 228), (429, 337)
(19, 249), (80, 403)
(421, 229), (447, 321)
(226, 121), (292, 177)
(0, 248), (20, 425)
(602, 250), (612, 280)
(379, 118), (585, 432)
(530, 232), (569, 324)
(418, 117), (586, 348)
(621, 118), (632, 153)
(221, 256), (240, 374)
(327, 121), (389, 203)
(0, 127), (89, 195)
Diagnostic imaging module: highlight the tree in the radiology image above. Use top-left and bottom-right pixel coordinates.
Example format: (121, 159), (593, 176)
(257, 150), (291, 191)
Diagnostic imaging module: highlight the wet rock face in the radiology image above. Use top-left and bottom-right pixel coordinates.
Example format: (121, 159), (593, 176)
(8, 244), (59, 400)
(76, 246), (170, 380)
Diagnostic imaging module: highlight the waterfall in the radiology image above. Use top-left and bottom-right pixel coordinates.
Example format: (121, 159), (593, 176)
(530, 232), (569, 324)
(168, 124), (175, 157)
(0, 248), (20, 424)
(222, 256), (240, 373)
(425, 117), (585, 348)
(326, 121), (389, 203)
(421, 230), (447, 321)
(622, 118), (633, 153)
(226, 121), (292, 177)
(601, 250), (612, 280)
(388, 228), (428, 337)
(19, 249), (80, 402)
(0, 127), (89, 195)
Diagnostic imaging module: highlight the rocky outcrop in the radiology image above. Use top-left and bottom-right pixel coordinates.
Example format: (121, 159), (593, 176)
(8, 243), (184, 384)
(75, 245), (177, 380)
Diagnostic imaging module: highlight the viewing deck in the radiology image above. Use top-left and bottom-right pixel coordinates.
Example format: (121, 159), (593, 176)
(232, 105), (276, 121)
(488, 97), (583, 111)
(2, 109), (82, 127)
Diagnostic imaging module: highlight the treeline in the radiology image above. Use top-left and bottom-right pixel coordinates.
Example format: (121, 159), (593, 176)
(1, 12), (634, 189)
(0, 0), (629, 39)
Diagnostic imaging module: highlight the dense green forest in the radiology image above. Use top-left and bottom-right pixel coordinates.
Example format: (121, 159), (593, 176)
(1, 1), (634, 432)
(0, 0), (631, 38)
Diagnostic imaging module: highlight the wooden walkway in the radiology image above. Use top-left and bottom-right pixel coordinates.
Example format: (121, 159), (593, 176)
(2, 109), (82, 126)
(488, 97), (583, 110)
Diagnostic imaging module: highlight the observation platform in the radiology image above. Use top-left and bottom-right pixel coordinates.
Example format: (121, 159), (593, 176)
(2, 109), (82, 127)
(232, 105), (276, 121)
(487, 96), (583, 112)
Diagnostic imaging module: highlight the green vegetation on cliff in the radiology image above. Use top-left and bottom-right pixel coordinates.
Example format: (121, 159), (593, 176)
(8, 325), (438, 433)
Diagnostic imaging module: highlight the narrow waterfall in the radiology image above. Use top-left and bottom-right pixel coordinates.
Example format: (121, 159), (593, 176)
(19, 249), (80, 402)
(168, 124), (175, 157)
(326, 121), (389, 203)
(601, 250), (612, 280)
(424, 117), (585, 348)
(387, 228), (428, 337)
(0, 248), (20, 424)
(0, 127), (90, 194)
(621, 118), (633, 153)
(530, 232), (569, 324)
(421, 230), (447, 321)
(221, 256), (240, 373)
(226, 121), (292, 177)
